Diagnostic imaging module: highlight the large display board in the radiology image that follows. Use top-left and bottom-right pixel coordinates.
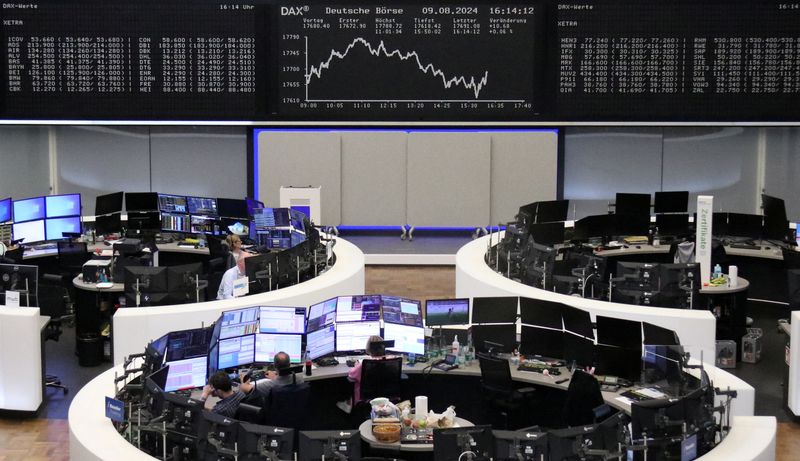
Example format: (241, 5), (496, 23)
(3, 0), (800, 122)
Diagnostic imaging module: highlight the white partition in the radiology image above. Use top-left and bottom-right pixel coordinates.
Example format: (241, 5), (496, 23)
(788, 311), (800, 416)
(112, 237), (364, 364)
(697, 417), (776, 461)
(0, 307), (43, 412)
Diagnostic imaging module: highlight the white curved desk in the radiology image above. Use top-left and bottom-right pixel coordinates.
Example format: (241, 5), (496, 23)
(112, 237), (364, 364)
(0, 306), (44, 412)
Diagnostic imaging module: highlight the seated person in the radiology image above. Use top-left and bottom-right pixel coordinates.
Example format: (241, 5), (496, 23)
(336, 335), (391, 414)
(199, 371), (253, 418)
(216, 247), (249, 300)
(254, 351), (305, 395)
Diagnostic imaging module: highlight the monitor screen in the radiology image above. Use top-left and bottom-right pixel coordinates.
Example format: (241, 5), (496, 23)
(615, 193), (651, 217)
(12, 219), (45, 244)
(572, 214), (617, 241)
(307, 324), (336, 360)
(561, 305), (593, 339)
(254, 333), (303, 364)
(246, 198), (264, 216)
(298, 430), (361, 461)
(222, 218), (250, 236)
(219, 307), (259, 340)
(164, 355), (208, 392)
(164, 327), (211, 362)
(520, 325), (565, 359)
(595, 316), (642, 349)
(217, 198), (250, 219)
(125, 192), (159, 212)
(189, 215), (218, 235)
(0, 263), (38, 306)
(0, 197), (10, 223)
(493, 430), (549, 461)
(433, 426), (494, 461)
(158, 194), (188, 213)
(381, 295), (423, 327)
(45, 194), (81, 218)
(124, 266), (168, 294)
(534, 199), (570, 224)
(762, 194), (788, 222)
(425, 298), (470, 326)
(529, 221), (565, 246)
(45, 216), (82, 240)
(654, 191), (689, 214)
(289, 209), (306, 234)
(471, 296), (518, 324)
(95, 191), (124, 216)
(161, 212), (190, 233)
(727, 213), (763, 238)
(253, 207), (291, 229)
(383, 323), (425, 355)
(471, 324), (517, 354)
(12, 196), (45, 222)
(335, 321), (381, 353)
(218, 335), (256, 370)
(187, 196), (218, 217)
(519, 297), (564, 329)
(335, 295), (382, 323)
(259, 306), (306, 334)
(307, 297), (337, 332)
(643, 322), (679, 346)
(655, 213), (690, 236)
(239, 423), (295, 461)
(95, 213), (122, 235)
(127, 211), (161, 231)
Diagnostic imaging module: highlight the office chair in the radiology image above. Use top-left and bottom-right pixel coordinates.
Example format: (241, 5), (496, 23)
(359, 357), (403, 403)
(561, 370), (604, 427)
(0, 246), (24, 264)
(782, 248), (800, 270)
(235, 402), (265, 425)
(265, 381), (312, 429)
(37, 274), (71, 395)
(787, 269), (800, 310)
(477, 353), (536, 429)
(57, 241), (89, 315)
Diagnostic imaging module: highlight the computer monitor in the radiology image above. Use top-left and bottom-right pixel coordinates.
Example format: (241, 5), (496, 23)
(519, 325), (564, 359)
(655, 213), (690, 236)
(335, 320), (381, 353)
(710, 212), (728, 236)
(631, 397), (685, 440)
(471, 324), (517, 354)
(162, 327), (212, 363)
(595, 315), (642, 349)
(164, 355), (208, 392)
(12, 219), (45, 244)
(529, 222), (566, 246)
(425, 298), (470, 326)
(432, 425), (494, 461)
(493, 429), (548, 461)
(471, 296), (518, 324)
(615, 262), (660, 291)
(254, 207), (291, 229)
(572, 214), (617, 242)
(654, 191), (689, 214)
(45, 216), (82, 240)
(616, 193), (651, 217)
(616, 213), (651, 237)
(0, 263), (38, 306)
(335, 295), (382, 322)
(610, 287), (660, 307)
(189, 215), (218, 235)
(726, 213), (763, 239)
(12, 196), (45, 222)
(763, 216), (789, 241)
(125, 192), (158, 212)
(218, 198), (250, 219)
(161, 212), (190, 233)
(166, 262), (204, 304)
(95, 191), (124, 216)
(255, 333), (303, 364)
(145, 333), (169, 375)
(548, 425), (599, 461)
(45, 193), (81, 218)
(659, 263), (700, 294)
(218, 334), (256, 370)
(187, 196), (218, 217)
(244, 252), (278, 294)
(563, 333), (595, 367)
(126, 211), (161, 231)
(95, 213), (122, 235)
(124, 266), (168, 294)
(762, 194), (788, 223)
(521, 242), (557, 287)
(534, 200), (570, 224)
(221, 217), (251, 236)
(199, 411), (239, 458)
(246, 198), (265, 216)
(289, 209), (306, 234)
(307, 324), (336, 360)
(561, 305), (593, 339)
(381, 295), (423, 327)
(383, 323), (425, 355)
(144, 367), (168, 417)
(258, 306), (306, 334)
(642, 345), (685, 390)
(298, 430), (361, 461)
(519, 297), (564, 329)
(158, 193), (188, 214)
(307, 297), (337, 332)
(594, 344), (642, 383)
(0, 197), (11, 223)
(219, 306), (259, 340)
(643, 323), (680, 346)
(238, 423), (294, 461)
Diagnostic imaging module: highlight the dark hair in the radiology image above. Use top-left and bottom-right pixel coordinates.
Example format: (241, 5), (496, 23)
(274, 351), (291, 370)
(209, 371), (232, 392)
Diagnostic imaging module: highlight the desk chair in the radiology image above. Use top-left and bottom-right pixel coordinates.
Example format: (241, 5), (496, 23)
(37, 274), (71, 395)
(561, 370), (604, 427)
(782, 248), (800, 270)
(57, 241), (89, 314)
(265, 381), (311, 429)
(207, 236), (234, 298)
(1, 246), (24, 264)
(235, 402), (265, 425)
(787, 269), (800, 310)
(477, 353), (536, 429)
(350, 357), (404, 422)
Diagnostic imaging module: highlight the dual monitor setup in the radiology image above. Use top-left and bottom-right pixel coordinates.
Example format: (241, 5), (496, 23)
(3, 194), (82, 245)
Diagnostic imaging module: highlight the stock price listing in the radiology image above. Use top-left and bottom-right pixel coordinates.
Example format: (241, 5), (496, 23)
(277, 3), (542, 120)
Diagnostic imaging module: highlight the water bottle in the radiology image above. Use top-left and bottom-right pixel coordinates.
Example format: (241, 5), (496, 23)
(451, 335), (460, 356)
(304, 349), (312, 376)
(713, 264), (722, 279)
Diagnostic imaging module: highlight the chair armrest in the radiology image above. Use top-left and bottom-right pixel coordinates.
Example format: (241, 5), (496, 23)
(517, 387), (536, 394)
(42, 273), (63, 284)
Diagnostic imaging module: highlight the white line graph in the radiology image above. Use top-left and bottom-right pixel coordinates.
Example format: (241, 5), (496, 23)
(303, 36), (523, 103)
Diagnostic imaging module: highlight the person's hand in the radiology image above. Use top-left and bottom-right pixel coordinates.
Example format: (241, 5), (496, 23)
(201, 384), (214, 400)
(267, 370), (277, 380)
(239, 372), (251, 383)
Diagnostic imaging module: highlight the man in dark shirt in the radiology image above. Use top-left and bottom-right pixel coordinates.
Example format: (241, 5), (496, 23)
(200, 371), (252, 417)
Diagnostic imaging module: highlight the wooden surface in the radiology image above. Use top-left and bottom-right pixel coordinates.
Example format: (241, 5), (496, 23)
(0, 265), (798, 460)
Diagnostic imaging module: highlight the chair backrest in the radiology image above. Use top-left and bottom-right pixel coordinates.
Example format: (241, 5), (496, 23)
(477, 353), (514, 395)
(235, 402), (264, 425)
(265, 382), (311, 429)
(788, 269), (800, 310)
(2, 247), (24, 264)
(360, 357), (403, 402)
(562, 370), (604, 427)
(57, 241), (89, 269)
(783, 248), (800, 270)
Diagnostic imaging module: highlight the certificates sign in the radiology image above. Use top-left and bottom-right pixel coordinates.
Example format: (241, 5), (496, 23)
(695, 195), (714, 285)
(4, 290), (20, 307)
(233, 276), (249, 298)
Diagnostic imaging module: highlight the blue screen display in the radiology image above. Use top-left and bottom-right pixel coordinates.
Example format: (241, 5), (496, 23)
(0, 198), (10, 223)
(46, 216), (82, 240)
(13, 197), (45, 222)
(45, 194), (81, 218)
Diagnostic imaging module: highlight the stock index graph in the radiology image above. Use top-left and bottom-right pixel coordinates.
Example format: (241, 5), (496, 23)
(277, 3), (542, 120)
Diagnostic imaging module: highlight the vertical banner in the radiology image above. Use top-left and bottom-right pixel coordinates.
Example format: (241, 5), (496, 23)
(696, 195), (714, 285)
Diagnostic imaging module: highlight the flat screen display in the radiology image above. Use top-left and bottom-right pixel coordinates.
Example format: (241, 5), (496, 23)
(307, 325), (336, 360)
(654, 191), (689, 214)
(125, 192), (158, 212)
(164, 356), (208, 392)
(254, 333), (303, 364)
(382, 296), (423, 327)
(12, 219), (45, 244)
(0, 197), (11, 223)
(217, 198), (249, 219)
(383, 323), (425, 355)
(335, 295), (382, 323)
(217, 335), (255, 370)
(307, 297), (337, 332)
(45, 194), (81, 218)
(187, 196), (218, 216)
(259, 306), (306, 334)
(95, 191), (124, 216)
(161, 212), (190, 233)
(158, 194), (188, 214)
(471, 296), (518, 324)
(424, 298), (470, 326)
(335, 321), (381, 353)
(219, 307), (259, 340)
(12, 196), (45, 222)
(45, 216), (81, 240)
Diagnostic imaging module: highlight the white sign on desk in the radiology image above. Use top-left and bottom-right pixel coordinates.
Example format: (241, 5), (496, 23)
(233, 276), (249, 298)
(696, 195), (714, 285)
(4, 290), (20, 307)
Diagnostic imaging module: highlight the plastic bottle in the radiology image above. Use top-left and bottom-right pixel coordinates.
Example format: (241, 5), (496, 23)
(452, 335), (460, 356)
(713, 264), (722, 279)
(304, 349), (312, 376)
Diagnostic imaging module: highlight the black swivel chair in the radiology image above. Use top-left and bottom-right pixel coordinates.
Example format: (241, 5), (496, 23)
(477, 353), (536, 429)
(561, 370), (605, 427)
(787, 269), (800, 310)
(1, 246), (24, 264)
(265, 380), (312, 429)
(783, 248), (800, 270)
(350, 357), (404, 422)
(37, 273), (71, 394)
(57, 241), (90, 312)
(206, 236), (234, 298)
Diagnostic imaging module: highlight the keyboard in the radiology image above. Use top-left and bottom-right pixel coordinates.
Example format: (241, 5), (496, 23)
(315, 357), (339, 367)
(730, 243), (759, 250)
(517, 363), (561, 375)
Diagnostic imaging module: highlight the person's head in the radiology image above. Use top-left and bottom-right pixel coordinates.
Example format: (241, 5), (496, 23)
(273, 351), (291, 371)
(208, 371), (233, 396)
(226, 234), (242, 251)
(366, 335), (386, 357)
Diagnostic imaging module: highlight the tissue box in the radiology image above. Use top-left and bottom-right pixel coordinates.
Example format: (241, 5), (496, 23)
(742, 328), (763, 364)
(715, 340), (737, 368)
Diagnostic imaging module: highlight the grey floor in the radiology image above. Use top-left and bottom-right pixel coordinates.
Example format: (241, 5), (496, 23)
(338, 229), (476, 255)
